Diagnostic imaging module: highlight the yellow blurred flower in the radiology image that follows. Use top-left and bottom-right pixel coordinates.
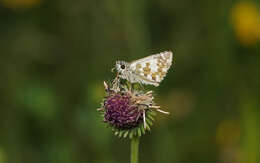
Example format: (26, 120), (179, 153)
(216, 120), (241, 147)
(216, 120), (242, 163)
(231, 1), (260, 46)
(1, 0), (43, 9)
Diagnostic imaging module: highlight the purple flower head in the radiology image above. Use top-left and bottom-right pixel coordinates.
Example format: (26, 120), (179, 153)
(98, 81), (169, 138)
(104, 93), (143, 129)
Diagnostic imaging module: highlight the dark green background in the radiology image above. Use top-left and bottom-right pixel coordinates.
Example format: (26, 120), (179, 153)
(0, 0), (260, 163)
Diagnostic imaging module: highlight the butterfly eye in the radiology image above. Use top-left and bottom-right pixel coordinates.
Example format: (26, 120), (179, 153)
(121, 64), (125, 69)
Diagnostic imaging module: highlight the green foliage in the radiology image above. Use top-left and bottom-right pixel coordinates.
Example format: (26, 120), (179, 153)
(0, 0), (260, 163)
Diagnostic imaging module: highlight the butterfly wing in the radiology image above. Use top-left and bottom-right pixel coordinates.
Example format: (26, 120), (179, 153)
(129, 51), (173, 86)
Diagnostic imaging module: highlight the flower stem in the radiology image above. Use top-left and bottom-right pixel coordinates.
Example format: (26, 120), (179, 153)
(130, 137), (139, 163)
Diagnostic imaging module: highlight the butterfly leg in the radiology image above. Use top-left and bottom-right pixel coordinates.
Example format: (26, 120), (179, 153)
(124, 81), (133, 92)
(129, 83), (133, 92)
(138, 83), (145, 90)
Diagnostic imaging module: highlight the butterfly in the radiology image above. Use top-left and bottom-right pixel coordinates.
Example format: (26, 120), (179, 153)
(115, 51), (173, 86)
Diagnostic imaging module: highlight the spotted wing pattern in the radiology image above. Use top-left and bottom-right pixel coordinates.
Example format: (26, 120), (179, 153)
(129, 51), (173, 86)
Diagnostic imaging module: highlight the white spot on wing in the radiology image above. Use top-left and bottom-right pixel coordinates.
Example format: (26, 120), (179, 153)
(147, 75), (152, 81)
(162, 68), (167, 72)
(149, 60), (158, 73)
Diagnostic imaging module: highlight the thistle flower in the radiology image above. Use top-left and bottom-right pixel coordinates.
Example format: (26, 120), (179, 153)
(98, 79), (169, 138)
(104, 93), (143, 129)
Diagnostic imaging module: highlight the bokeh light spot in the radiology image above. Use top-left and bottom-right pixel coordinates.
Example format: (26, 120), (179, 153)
(231, 2), (260, 46)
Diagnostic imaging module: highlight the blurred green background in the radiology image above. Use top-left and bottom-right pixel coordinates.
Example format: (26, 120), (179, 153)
(1, 0), (260, 163)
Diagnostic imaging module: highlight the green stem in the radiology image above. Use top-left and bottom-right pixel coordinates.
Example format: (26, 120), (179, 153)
(130, 137), (140, 163)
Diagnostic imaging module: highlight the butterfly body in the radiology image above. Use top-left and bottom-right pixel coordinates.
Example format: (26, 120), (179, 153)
(116, 51), (173, 87)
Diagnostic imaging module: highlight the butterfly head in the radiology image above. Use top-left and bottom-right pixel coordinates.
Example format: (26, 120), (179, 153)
(115, 61), (129, 74)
